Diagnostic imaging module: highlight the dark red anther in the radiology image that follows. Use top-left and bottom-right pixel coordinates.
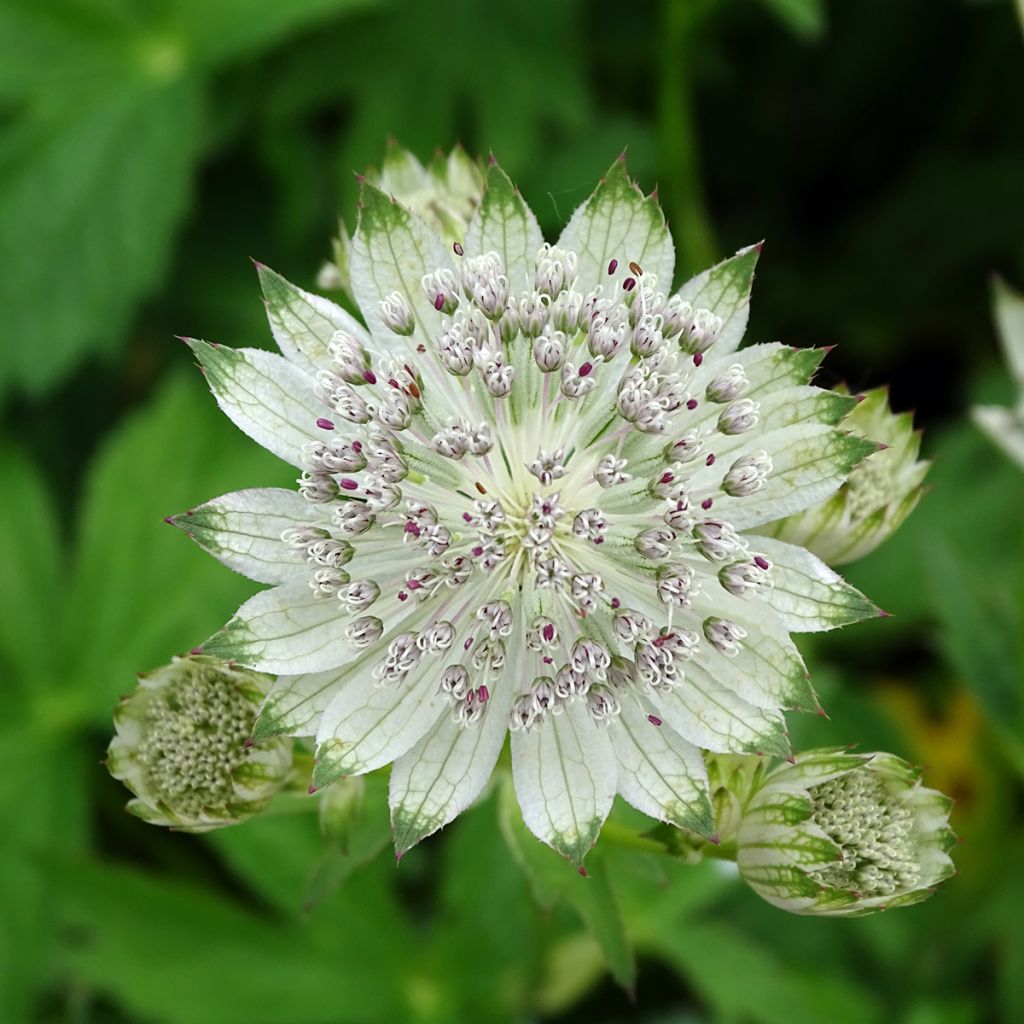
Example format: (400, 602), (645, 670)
(542, 624), (555, 642)
(610, 597), (621, 609)
(660, 471), (674, 484)
(434, 293), (445, 311)
(316, 417), (335, 430)
(466, 689), (474, 705)
(398, 591), (408, 601)
(754, 555), (770, 570)
(472, 546), (484, 557)
(705, 454), (716, 466)
(701, 498), (713, 510)
(388, 378), (401, 389)
(363, 370), (377, 385)
(352, 440), (363, 452)
(623, 277), (636, 291)
(478, 685), (489, 703)
(339, 478), (358, 491)
(462, 512), (473, 522)
(628, 261), (643, 277)
(608, 258), (618, 275)
(407, 380), (421, 399)
(417, 343), (427, 353)
(686, 398), (698, 410)
(648, 714), (663, 726)
(404, 521), (421, 536)
(579, 362), (593, 376)
(475, 482), (487, 495)
(543, 655), (554, 664)
(407, 578), (422, 590)
(453, 241), (464, 256)
(693, 352), (703, 367)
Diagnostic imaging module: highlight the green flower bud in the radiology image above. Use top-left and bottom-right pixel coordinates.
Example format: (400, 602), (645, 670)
(972, 277), (1024, 468)
(759, 387), (928, 565)
(319, 142), (485, 295)
(725, 748), (956, 916)
(107, 655), (293, 832)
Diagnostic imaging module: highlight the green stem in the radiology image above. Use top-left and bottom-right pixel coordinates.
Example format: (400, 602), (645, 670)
(658, 0), (719, 279)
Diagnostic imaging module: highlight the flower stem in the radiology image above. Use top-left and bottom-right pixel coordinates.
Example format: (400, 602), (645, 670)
(658, 0), (718, 279)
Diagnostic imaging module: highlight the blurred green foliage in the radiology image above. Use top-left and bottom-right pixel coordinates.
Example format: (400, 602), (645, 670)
(1, 0), (1023, 1021)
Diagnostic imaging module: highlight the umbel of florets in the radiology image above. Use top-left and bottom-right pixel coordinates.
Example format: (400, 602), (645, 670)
(108, 656), (293, 830)
(711, 749), (956, 916)
(162, 150), (925, 867)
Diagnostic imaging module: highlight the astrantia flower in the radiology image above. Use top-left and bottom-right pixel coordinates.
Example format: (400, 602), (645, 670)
(108, 656), (293, 831)
(719, 748), (956, 916)
(972, 277), (1024, 468)
(174, 155), (887, 863)
(760, 387), (928, 565)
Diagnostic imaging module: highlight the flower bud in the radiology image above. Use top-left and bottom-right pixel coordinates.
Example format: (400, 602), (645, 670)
(723, 748), (956, 916)
(760, 387), (928, 564)
(107, 656), (292, 832)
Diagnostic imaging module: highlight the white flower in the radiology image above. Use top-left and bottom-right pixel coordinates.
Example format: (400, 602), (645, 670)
(107, 656), (293, 831)
(972, 277), (1024, 469)
(719, 749), (956, 916)
(760, 386), (929, 565)
(175, 155), (889, 864)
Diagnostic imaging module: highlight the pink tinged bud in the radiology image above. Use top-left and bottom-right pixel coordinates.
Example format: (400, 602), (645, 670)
(608, 258), (618, 275)
(340, 478), (359, 491)
(648, 714), (663, 726)
(701, 498), (713, 510)
(477, 685), (489, 703)
(434, 293), (445, 311)
(453, 242), (464, 256)
(623, 277), (636, 291)
(363, 370), (377, 384)
(316, 417), (335, 430)
(754, 555), (770, 570)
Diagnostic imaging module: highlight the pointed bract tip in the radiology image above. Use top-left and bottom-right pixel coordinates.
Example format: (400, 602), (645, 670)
(163, 515), (176, 526)
(786, 754), (797, 765)
(816, 706), (829, 718)
(190, 646), (203, 655)
(877, 608), (893, 618)
(308, 783), (319, 795)
(488, 152), (497, 167)
(354, 172), (366, 183)
(249, 257), (265, 269)
(754, 239), (765, 253)
(577, 865), (589, 877)
(708, 833), (721, 846)
(244, 738), (255, 749)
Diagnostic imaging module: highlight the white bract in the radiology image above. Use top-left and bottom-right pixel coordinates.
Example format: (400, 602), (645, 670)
(719, 748), (956, 916)
(972, 278), (1024, 469)
(177, 156), (886, 864)
(108, 656), (293, 831)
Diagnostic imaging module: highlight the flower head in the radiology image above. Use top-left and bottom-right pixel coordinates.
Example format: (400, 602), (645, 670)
(972, 277), (1024, 469)
(108, 655), (293, 831)
(175, 154), (889, 863)
(761, 387), (928, 565)
(719, 748), (955, 916)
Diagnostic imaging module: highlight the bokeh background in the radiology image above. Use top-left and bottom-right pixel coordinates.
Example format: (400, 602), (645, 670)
(2, 0), (1023, 1021)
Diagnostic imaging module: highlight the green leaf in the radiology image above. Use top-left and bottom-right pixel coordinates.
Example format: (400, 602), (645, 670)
(51, 855), (405, 1024)
(63, 372), (292, 724)
(756, 0), (826, 40)
(0, 70), (203, 397)
(0, 444), (62, 688)
(498, 779), (635, 991)
(676, 242), (761, 354)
